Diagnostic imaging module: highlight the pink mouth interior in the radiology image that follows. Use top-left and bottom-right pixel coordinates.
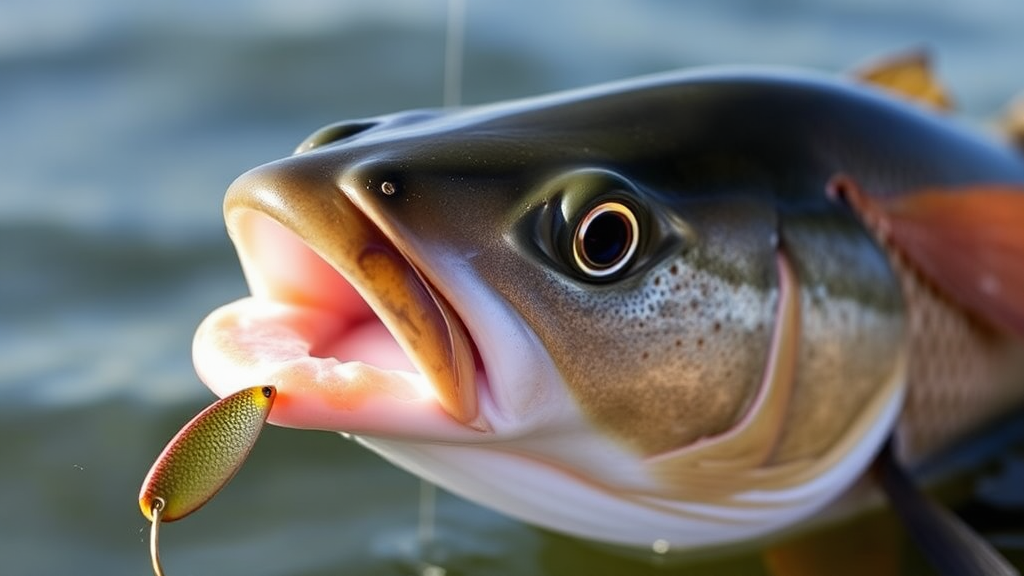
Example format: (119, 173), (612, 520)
(194, 209), (493, 435)
(241, 213), (419, 373)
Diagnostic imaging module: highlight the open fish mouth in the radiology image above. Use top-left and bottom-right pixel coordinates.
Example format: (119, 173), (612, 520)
(193, 156), (485, 434)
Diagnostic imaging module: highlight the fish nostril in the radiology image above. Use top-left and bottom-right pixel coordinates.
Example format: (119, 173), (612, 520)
(294, 120), (379, 154)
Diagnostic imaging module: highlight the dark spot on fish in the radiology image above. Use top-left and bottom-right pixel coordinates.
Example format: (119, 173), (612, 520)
(689, 299), (699, 310)
(654, 276), (662, 287)
(641, 351), (650, 360)
(674, 339), (682, 348)
(713, 321), (721, 332)
(670, 264), (679, 275)
(697, 338), (704, 348)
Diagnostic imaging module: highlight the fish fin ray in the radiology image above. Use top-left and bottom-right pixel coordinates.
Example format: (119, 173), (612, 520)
(873, 441), (1019, 576)
(836, 178), (1024, 337)
(851, 48), (954, 112)
(1002, 92), (1024, 155)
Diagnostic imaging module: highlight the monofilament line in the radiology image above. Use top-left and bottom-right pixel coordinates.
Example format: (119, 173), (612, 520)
(416, 1), (465, 570)
(443, 0), (465, 108)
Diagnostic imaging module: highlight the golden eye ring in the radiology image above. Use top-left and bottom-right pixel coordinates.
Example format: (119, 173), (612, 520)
(572, 201), (639, 278)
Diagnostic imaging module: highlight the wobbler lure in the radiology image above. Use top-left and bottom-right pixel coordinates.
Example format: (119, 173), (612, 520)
(139, 385), (276, 576)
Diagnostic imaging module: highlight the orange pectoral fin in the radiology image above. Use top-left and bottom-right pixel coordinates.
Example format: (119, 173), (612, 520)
(835, 177), (1024, 337)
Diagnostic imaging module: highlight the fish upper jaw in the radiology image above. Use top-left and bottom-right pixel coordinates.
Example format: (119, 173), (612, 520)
(193, 154), (498, 438)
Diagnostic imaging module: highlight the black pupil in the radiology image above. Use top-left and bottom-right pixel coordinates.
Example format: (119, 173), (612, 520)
(583, 211), (630, 268)
(261, 386), (273, 398)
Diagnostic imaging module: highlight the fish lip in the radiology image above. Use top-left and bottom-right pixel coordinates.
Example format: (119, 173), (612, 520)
(221, 155), (484, 429)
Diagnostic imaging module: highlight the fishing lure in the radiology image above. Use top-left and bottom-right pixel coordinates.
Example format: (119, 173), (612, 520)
(139, 385), (276, 576)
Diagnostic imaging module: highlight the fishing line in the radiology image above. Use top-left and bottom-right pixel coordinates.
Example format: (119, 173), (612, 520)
(416, 1), (465, 569)
(417, 478), (439, 566)
(443, 0), (465, 108)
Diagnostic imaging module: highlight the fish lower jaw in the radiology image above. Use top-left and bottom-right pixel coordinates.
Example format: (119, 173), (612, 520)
(192, 295), (489, 440)
(351, 359), (908, 551)
(357, 433), (852, 553)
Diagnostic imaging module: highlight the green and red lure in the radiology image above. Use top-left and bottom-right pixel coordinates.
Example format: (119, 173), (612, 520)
(139, 385), (276, 575)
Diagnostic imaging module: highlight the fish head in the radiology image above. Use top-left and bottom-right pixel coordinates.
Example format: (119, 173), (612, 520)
(194, 73), (906, 549)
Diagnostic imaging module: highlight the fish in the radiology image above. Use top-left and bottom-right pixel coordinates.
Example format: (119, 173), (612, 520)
(191, 59), (1024, 562)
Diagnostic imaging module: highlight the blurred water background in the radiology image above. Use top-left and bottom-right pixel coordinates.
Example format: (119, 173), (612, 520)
(2, 1), (1023, 574)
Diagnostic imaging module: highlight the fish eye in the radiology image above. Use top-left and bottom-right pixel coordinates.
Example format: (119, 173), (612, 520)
(522, 168), (657, 282)
(572, 201), (640, 278)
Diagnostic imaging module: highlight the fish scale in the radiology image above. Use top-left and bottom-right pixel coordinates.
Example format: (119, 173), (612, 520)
(861, 216), (1024, 462)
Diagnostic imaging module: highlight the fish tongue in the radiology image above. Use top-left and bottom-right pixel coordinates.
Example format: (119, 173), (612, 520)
(193, 295), (473, 437)
(316, 320), (417, 372)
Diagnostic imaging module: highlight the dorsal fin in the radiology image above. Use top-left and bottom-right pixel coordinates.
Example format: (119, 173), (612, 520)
(832, 176), (1024, 337)
(1002, 92), (1024, 155)
(851, 49), (954, 112)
